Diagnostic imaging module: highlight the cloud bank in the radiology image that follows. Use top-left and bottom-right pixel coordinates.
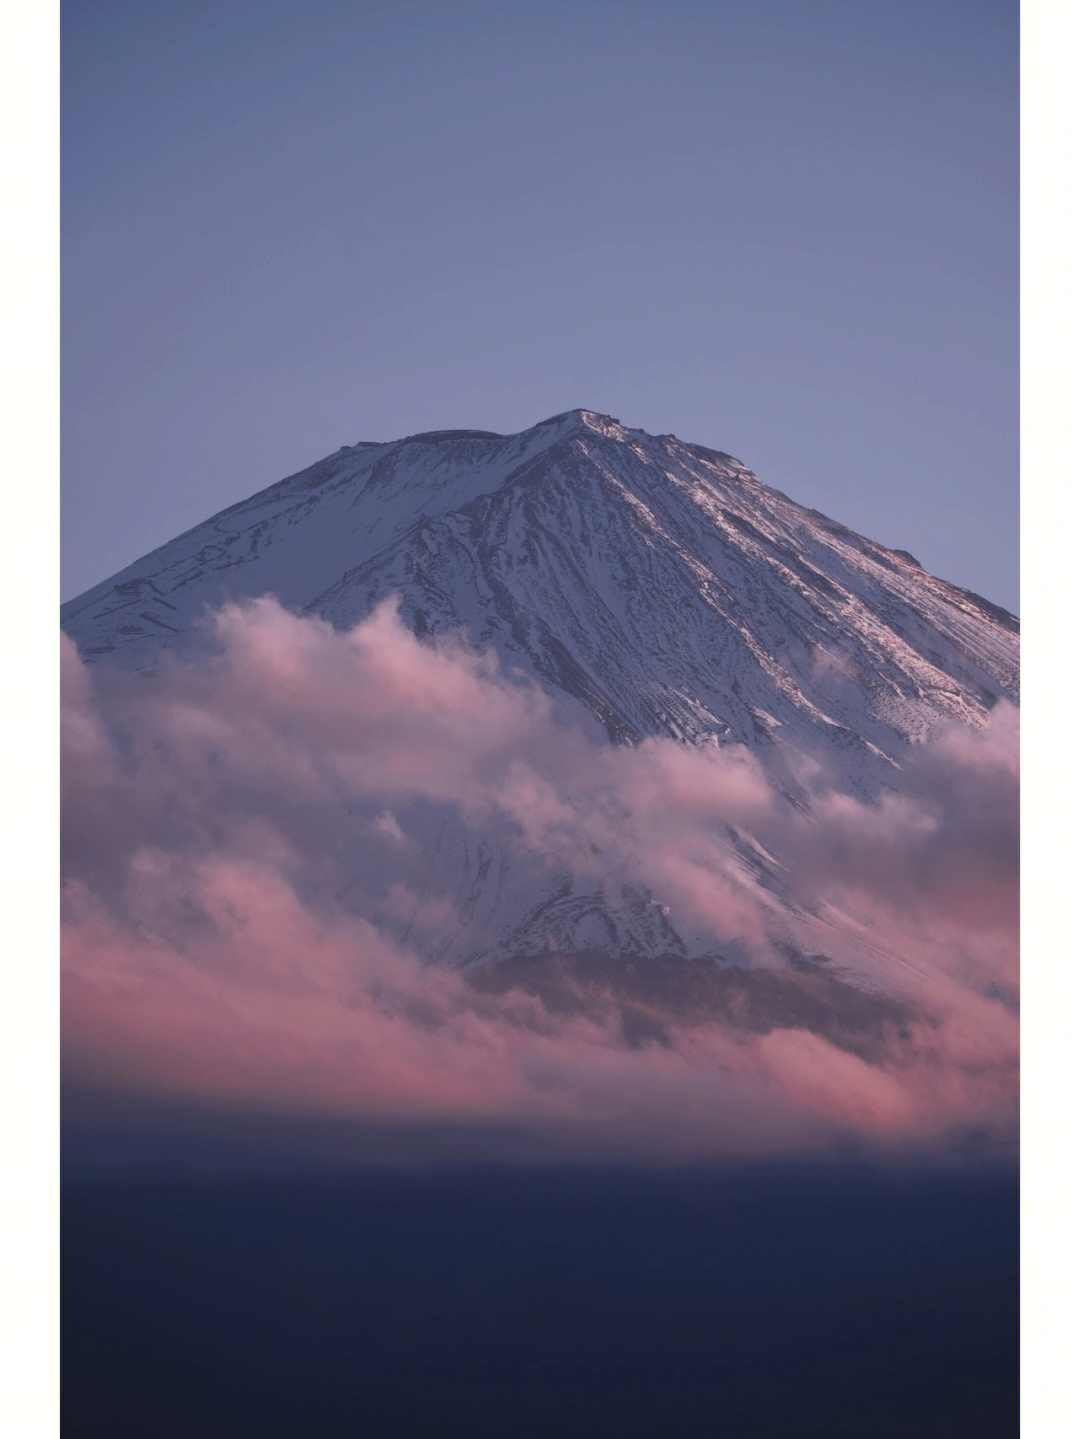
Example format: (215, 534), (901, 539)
(62, 599), (1018, 1162)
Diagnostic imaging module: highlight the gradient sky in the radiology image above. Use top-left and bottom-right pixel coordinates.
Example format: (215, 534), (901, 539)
(62, 0), (1017, 609)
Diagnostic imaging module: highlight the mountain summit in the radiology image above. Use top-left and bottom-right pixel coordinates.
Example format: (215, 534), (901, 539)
(63, 409), (1017, 792)
(62, 410), (1019, 1037)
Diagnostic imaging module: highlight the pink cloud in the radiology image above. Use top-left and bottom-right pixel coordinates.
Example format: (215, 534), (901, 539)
(61, 600), (1018, 1160)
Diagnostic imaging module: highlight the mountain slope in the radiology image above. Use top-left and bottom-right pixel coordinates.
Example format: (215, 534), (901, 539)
(63, 409), (1017, 791)
(62, 410), (1018, 1001)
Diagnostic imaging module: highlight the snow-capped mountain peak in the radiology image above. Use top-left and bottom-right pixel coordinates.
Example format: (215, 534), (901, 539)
(63, 408), (1016, 780)
(62, 408), (1018, 1018)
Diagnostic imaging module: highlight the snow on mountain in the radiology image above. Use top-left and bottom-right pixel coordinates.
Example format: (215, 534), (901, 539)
(61, 409), (1017, 755)
(62, 409), (1018, 1004)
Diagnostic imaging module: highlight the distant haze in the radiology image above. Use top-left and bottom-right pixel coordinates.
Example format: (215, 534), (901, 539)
(62, 0), (1017, 610)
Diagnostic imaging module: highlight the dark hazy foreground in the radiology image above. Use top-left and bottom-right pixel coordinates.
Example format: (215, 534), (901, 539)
(63, 1126), (1017, 1439)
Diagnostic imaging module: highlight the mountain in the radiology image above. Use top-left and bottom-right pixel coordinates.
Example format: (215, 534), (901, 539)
(62, 409), (1018, 1022)
(61, 409), (1017, 763)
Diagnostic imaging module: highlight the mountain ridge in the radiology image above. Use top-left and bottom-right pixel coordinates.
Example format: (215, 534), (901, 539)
(62, 408), (1017, 806)
(61, 408), (1019, 1026)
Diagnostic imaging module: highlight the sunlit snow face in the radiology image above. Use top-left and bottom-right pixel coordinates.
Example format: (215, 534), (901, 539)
(61, 599), (1017, 1163)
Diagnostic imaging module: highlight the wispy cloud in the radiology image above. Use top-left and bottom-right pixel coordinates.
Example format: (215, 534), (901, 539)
(62, 599), (1017, 1161)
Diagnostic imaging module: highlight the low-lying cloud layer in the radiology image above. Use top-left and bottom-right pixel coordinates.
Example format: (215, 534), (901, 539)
(62, 599), (1018, 1162)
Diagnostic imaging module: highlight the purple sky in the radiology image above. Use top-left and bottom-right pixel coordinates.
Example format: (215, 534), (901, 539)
(62, 0), (1017, 609)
